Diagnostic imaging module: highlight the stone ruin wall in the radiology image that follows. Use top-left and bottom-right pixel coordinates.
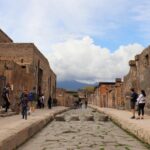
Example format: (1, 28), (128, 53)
(123, 46), (150, 114)
(0, 43), (33, 66)
(0, 60), (35, 111)
(0, 43), (56, 101)
(33, 45), (56, 100)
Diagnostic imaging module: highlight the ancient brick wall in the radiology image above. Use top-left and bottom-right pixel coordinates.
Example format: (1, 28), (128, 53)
(0, 42), (56, 105)
(107, 89), (115, 108)
(123, 46), (150, 114)
(0, 29), (13, 43)
(0, 29), (56, 110)
(56, 88), (66, 106)
(32, 45), (56, 102)
(88, 81), (124, 109)
(0, 43), (33, 65)
(0, 60), (35, 111)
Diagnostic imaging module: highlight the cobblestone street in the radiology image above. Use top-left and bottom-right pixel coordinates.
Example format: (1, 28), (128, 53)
(18, 108), (149, 150)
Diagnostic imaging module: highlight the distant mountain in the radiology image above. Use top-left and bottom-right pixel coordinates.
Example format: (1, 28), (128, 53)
(57, 80), (97, 91)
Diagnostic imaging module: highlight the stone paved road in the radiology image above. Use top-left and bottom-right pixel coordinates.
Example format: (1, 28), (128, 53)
(18, 108), (149, 150)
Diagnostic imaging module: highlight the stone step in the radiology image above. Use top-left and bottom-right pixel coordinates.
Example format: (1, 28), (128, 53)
(84, 115), (94, 121)
(55, 114), (65, 121)
(69, 115), (80, 121)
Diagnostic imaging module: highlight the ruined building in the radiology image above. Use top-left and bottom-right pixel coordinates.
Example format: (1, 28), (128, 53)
(124, 46), (150, 114)
(89, 82), (115, 107)
(88, 79), (124, 109)
(0, 29), (56, 109)
(90, 45), (150, 115)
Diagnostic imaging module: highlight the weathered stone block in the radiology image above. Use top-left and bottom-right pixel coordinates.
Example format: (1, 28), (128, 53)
(55, 114), (65, 121)
(129, 60), (136, 66)
(84, 115), (94, 121)
(98, 115), (109, 121)
(69, 115), (80, 121)
(135, 54), (140, 61)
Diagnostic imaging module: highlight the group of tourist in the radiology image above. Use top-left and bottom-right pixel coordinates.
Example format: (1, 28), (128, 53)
(1, 84), (53, 120)
(128, 88), (146, 120)
(74, 98), (88, 109)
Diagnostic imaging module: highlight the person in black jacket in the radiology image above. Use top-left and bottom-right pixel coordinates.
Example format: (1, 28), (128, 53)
(130, 88), (138, 119)
(48, 96), (52, 109)
(20, 91), (29, 120)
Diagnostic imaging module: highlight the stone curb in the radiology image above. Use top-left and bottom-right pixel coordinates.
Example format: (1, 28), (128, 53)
(0, 107), (70, 150)
(89, 105), (150, 145)
(0, 112), (17, 117)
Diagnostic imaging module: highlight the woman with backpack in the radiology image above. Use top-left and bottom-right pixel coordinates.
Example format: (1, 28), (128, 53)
(136, 90), (146, 119)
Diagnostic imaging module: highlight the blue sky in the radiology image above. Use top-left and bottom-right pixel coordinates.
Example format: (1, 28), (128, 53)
(0, 0), (150, 83)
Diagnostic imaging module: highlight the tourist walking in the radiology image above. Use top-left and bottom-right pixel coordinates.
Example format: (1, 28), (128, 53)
(39, 94), (45, 108)
(136, 90), (146, 119)
(28, 87), (37, 113)
(78, 98), (82, 108)
(2, 83), (10, 112)
(85, 99), (88, 109)
(20, 91), (29, 120)
(129, 88), (138, 119)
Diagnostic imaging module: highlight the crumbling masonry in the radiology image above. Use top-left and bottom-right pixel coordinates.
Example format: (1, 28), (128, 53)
(0, 29), (56, 110)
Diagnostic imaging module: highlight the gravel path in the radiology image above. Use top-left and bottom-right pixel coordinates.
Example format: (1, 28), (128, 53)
(18, 108), (149, 150)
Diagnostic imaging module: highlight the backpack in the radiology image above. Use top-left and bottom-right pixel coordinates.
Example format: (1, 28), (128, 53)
(28, 92), (34, 101)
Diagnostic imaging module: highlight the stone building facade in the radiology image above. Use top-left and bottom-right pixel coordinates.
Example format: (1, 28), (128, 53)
(107, 79), (124, 108)
(90, 45), (150, 114)
(88, 79), (124, 109)
(89, 82), (115, 107)
(124, 46), (150, 114)
(0, 29), (56, 109)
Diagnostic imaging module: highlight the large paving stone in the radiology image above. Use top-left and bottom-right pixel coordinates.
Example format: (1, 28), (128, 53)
(98, 114), (109, 121)
(69, 115), (80, 121)
(84, 115), (94, 121)
(55, 114), (65, 121)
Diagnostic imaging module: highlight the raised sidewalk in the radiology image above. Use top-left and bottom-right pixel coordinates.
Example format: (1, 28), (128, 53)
(0, 107), (69, 150)
(90, 105), (150, 145)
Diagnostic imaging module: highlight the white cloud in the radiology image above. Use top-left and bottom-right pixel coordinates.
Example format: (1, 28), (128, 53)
(0, 0), (148, 83)
(48, 36), (144, 83)
(0, 0), (131, 51)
